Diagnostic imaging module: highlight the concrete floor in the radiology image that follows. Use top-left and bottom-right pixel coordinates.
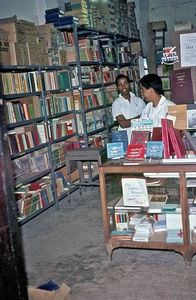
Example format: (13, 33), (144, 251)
(22, 186), (196, 300)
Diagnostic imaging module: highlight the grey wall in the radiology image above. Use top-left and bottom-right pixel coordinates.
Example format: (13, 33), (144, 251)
(134, 0), (196, 57)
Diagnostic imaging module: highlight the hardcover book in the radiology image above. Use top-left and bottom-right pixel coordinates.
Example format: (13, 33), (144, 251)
(121, 177), (149, 207)
(167, 104), (187, 130)
(151, 127), (162, 141)
(145, 141), (163, 159)
(168, 127), (187, 158)
(170, 68), (194, 104)
(126, 144), (145, 160)
(111, 130), (128, 154)
(130, 130), (151, 149)
(183, 130), (196, 155)
(106, 142), (124, 159)
(161, 118), (174, 159)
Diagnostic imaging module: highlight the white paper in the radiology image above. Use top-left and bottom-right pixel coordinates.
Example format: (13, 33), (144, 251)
(180, 33), (196, 67)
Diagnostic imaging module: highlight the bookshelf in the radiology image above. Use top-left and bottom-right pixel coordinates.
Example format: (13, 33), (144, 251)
(0, 64), (79, 224)
(98, 160), (196, 265)
(0, 25), (141, 224)
(56, 24), (140, 180)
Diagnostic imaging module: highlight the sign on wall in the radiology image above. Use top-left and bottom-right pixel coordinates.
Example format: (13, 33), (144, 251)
(180, 33), (196, 67)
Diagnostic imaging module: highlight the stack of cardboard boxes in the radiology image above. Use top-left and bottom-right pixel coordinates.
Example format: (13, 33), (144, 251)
(0, 17), (67, 66)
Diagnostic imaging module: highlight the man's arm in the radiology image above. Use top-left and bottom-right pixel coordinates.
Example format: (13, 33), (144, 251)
(116, 114), (141, 128)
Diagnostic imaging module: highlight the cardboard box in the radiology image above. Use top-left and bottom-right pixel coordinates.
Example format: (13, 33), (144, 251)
(28, 283), (71, 300)
(27, 42), (41, 65)
(36, 24), (58, 49)
(58, 49), (67, 66)
(0, 29), (11, 65)
(0, 22), (26, 42)
(9, 41), (29, 65)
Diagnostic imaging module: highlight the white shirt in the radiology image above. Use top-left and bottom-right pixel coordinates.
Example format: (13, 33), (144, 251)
(140, 95), (175, 127)
(112, 92), (146, 141)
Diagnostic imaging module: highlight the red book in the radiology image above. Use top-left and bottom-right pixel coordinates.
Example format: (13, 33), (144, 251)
(168, 128), (187, 158)
(17, 133), (25, 152)
(32, 130), (40, 146)
(127, 144), (145, 160)
(130, 131), (150, 150)
(170, 68), (194, 104)
(152, 127), (162, 141)
(56, 123), (62, 139)
(161, 119), (174, 159)
(22, 103), (31, 120)
(29, 183), (42, 191)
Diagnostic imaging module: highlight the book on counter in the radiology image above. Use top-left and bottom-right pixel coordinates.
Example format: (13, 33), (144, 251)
(121, 177), (149, 207)
(145, 141), (163, 159)
(151, 127), (162, 141)
(106, 142), (124, 159)
(126, 144), (145, 160)
(130, 130), (151, 149)
(111, 130), (128, 154)
(161, 118), (174, 159)
(183, 130), (196, 155)
(168, 127), (187, 158)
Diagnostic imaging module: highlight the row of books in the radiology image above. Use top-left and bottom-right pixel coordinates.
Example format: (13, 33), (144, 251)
(102, 67), (118, 84)
(12, 150), (49, 184)
(8, 123), (48, 155)
(16, 179), (54, 220)
(48, 118), (76, 140)
(73, 86), (117, 111)
(45, 94), (74, 115)
(42, 70), (71, 91)
(81, 65), (101, 85)
(86, 110), (106, 133)
(51, 140), (79, 167)
(6, 96), (43, 124)
(2, 71), (42, 95)
(6, 93), (76, 125)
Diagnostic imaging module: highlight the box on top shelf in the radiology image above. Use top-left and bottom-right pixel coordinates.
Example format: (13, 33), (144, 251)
(0, 19), (37, 44)
(0, 29), (11, 65)
(36, 23), (58, 49)
(9, 41), (29, 66)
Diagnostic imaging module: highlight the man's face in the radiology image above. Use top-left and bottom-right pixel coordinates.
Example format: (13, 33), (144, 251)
(140, 86), (152, 102)
(117, 78), (130, 99)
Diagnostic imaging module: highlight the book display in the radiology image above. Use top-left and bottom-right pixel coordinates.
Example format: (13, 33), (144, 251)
(0, 65), (79, 224)
(98, 159), (196, 264)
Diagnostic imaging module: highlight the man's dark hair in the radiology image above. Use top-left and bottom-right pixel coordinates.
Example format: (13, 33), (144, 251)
(139, 73), (163, 95)
(115, 74), (131, 86)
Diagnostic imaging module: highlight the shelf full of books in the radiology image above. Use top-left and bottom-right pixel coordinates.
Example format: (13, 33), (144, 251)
(0, 65), (80, 224)
(55, 24), (141, 181)
(98, 161), (196, 265)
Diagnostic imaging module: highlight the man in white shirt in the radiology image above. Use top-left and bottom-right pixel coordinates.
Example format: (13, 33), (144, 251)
(139, 74), (175, 127)
(112, 74), (146, 141)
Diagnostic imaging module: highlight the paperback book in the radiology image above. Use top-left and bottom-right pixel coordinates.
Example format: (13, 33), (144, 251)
(111, 130), (128, 155)
(126, 144), (145, 160)
(145, 141), (163, 159)
(106, 142), (124, 159)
